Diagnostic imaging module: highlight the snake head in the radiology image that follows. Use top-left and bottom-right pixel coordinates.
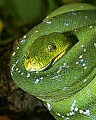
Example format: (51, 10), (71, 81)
(24, 32), (72, 71)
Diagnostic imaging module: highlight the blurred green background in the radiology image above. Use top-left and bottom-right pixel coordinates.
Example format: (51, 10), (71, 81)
(0, 0), (59, 44)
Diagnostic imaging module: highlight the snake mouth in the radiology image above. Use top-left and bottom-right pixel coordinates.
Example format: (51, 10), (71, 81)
(24, 59), (53, 72)
(24, 51), (65, 72)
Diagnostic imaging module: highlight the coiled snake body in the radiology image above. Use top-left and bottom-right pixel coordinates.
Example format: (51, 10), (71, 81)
(10, 3), (96, 120)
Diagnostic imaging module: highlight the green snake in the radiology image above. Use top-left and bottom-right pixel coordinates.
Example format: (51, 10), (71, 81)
(10, 3), (96, 120)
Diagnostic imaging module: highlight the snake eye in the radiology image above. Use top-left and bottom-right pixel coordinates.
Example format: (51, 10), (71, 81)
(47, 44), (56, 52)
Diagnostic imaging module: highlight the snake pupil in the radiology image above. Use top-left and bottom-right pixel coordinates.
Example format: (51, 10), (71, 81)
(48, 44), (56, 52)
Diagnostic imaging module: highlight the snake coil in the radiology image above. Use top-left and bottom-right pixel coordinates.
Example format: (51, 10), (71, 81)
(10, 3), (96, 120)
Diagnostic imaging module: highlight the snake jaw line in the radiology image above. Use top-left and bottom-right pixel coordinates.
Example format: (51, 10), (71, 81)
(24, 50), (67, 72)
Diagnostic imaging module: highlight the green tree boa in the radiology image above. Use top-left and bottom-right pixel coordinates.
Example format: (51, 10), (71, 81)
(10, 3), (96, 120)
